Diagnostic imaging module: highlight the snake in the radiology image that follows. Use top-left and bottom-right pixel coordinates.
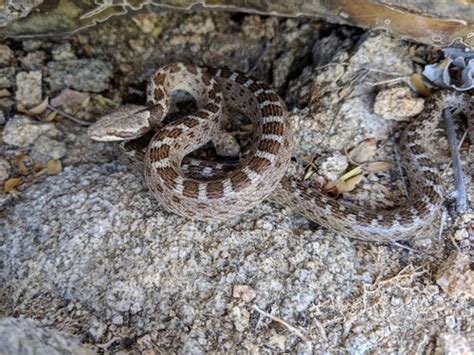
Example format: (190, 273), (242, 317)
(87, 62), (472, 242)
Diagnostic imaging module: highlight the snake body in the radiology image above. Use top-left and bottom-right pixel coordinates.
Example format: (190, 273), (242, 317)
(88, 63), (472, 241)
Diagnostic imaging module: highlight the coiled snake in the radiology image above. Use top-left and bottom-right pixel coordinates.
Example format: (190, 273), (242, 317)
(88, 63), (472, 241)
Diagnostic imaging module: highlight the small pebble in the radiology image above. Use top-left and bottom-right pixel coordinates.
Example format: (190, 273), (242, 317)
(374, 87), (424, 121)
(111, 314), (124, 325)
(47, 59), (113, 92)
(0, 158), (11, 184)
(22, 40), (42, 52)
(0, 44), (14, 66)
(317, 151), (349, 181)
(3, 115), (60, 147)
(231, 306), (250, 332)
(16, 71), (42, 107)
(88, 318), (107, 342)
(0, 67), (15, 89)
(51, 43), (76, 61)
(435, 333), (471, 354)
(31, 135), (67, 164)
(20, 51), (47, 70)
(233, 285), (257, 302)
(436, 251), (473, 298)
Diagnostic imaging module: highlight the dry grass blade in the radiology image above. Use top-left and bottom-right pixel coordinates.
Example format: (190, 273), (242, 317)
(4, 177), (23, 197)
(364, 161), (392, 173)
(409, 73), (431, 97)
(46, 159), (62, 175)
(324, 166), (363, 195)
(17, 97), (49, 116)
(347, 138), (377, 164)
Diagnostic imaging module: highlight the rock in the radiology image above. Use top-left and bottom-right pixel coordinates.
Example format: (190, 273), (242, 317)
(20, 51), (47, 70)
(273, 51), (295, 90)
(15, 71), (43, 107)
(0, 44), (14, 66)
(436, 251), (473, 299)
(0, 67), (15, 89)
(3, 115), (61, 147)
(87, 318), (108, 342)
(213, 133), (240, 158)
(231, 306), (250, 332)
(0, 110), (5, 125)
(31, 135), (68, 164)
(0, 158), (11, 184)
(51, 43), (77, 61)
(434, 333), (471, 355)
(373, 87), (424, 121)
(0, 317), (94, 355)
(46, 59), (113, 93)
(22, 40), (43, 52)
(233, 285), (257, 302)
(317, 151), (349, 181)
(268, 334), (287, 351)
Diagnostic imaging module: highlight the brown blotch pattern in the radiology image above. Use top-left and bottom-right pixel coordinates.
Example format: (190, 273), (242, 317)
(258, 139), (280, 155)
(248, 82), (267, 92)
(257, 92), (280, 104)
(183, 180), (199, 198)
(230, 171), (251, 190)
(417, 157), (432, 166)
(156, 167), (179, 186)
(355, 213), (371, 226)
(410, 144), (424, 154)
(201, 73), (211, 86)
(154, 73), (166, 86)
(248, 156), (271, 172)
(154, 88), (165, 101)
(235, 74), (248, 85)
(378, 214), (396, 227)
(184, 64), (198, 75)
(207, 181), (224, 199)
(183, 118), (199, 128)
(149, 144), (170, 160)
(206, 102), (220, 113)
(422, 171), (442, 185)
(167, 63), (180, 73)
(261, 104), (284, 117)
(262, 122), (285, 136)
(155, 127), (183, 141)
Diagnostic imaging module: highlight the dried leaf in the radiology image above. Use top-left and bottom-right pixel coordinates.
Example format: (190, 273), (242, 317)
(4, 177), (23, 196)
(51, 89), (90, 108)
(304, 167), (315, 180)
(0, 88), (10, 97)
(409, 45), (426, 65)
(334, 173), (363, 193)
(409, 73), (431, 97)
(47, 159), (62, 175)
(17, 97), (49, 116)
(80, 95), (91, 108)
(340, 166), (362, 180)
(348, 139), (377, 164)
(33, 162), (43, 173)
(324, 166), (364, 195)
(16, 155), (33, 175)
(364, 161), (392, 173)
(44, 110), (58, 122)
(377, 184), (396, 200)
(322, 181), (340, 198)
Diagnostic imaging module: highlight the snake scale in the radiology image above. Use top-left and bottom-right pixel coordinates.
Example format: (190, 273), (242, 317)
(88, 62), (472, 241)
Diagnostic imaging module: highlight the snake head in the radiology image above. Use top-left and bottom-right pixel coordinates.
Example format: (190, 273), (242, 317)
(87, 104), (153, 141)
